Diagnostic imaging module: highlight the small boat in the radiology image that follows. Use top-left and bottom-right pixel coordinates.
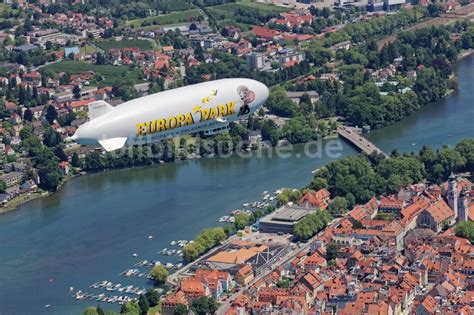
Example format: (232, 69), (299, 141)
(148, 235), (153, 239)
(170, 241), (176, 246)
(44, 304), (51, 308)
(132, 253), (138, 257)
(243, 203), (249, 207)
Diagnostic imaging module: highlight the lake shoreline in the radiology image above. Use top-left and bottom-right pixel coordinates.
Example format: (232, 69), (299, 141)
(2, 53), (473, 216)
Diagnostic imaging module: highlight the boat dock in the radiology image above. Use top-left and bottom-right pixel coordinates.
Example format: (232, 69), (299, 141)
(337, 126), (387, 157)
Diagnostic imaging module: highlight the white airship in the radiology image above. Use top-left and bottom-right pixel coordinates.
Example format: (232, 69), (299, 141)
(71, 78), (269, 151)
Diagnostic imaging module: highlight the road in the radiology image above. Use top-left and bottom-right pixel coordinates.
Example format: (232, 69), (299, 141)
(337, 126), (387, 157)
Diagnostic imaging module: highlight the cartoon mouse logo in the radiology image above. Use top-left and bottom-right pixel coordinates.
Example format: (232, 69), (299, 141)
(237, 85), (255, 116)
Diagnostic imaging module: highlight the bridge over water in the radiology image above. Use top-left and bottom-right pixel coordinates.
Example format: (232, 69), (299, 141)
(337, 126), (388, 157)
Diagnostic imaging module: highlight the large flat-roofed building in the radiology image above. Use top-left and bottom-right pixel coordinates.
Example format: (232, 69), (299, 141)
(259, 205), (317, 234)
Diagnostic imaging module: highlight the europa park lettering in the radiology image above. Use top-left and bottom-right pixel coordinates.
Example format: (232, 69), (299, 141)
(135, 101), (236, 136)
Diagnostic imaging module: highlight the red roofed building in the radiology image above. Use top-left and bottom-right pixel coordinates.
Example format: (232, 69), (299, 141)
(304, 252), (327, 270)
(275, 13), (313, 28)
(417, 199), (455, 232)
(22, 71), (41, 87)
(282, 60), (298, 68)
(379, 196), (405, 214)
(235, 264), (254, 286)
(194, 269), (232, 298)
(252, 26), (279, 40)
(299, 189), (330, 210)
(5, 101), (17, 113)
(162, 291), (188, 315)
(180, 279), (208, 300)
(68, 98), (96, 112)
(401, 197), (431, 222)
(416, 295), (439, 314)
(154, 59), (169, 70)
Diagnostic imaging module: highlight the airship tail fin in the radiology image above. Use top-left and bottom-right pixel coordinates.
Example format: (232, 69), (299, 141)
(98, 137), (127, 152)
(88, 100), (114, 120)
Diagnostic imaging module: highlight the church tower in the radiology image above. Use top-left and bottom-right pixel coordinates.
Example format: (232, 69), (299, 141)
(447, 173), (458, 219)
(457, 186), (470, 222)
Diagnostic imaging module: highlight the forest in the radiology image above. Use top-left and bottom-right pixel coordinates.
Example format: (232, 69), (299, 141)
(309, 139), (474, 207)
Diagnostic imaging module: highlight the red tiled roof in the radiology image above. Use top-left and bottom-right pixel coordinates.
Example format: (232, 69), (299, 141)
(379, 196), (404, 210)
(237, 264), (253, 278)
(252, 26), (278, 39)
(425, 200), (455, 224)
(70, 98), (96, 109)
(180, 279), (206, 297)
(162, 290), (188, 307)
(299, 189), (330, 209)
(401, 197), (431, 220)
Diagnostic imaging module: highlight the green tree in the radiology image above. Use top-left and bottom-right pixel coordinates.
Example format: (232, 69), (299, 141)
(150, 265), (168, 285)
(23, 108), (33, 121)
(83, 308), (99, 315)
(73, 85), (82, 100)
(144, 288), (160, 307)
(97, 305), (105, 315)
(45, 105), (58, 124)
(183, 227), (226, 261)
(294, 211), (332, 240)
(120, 301), (140, 315)
(328, 196), (348, 216)
(138, 294), (149, 315)
(234, 212), (250, 230)
(326, 242), (337, 261)
(191, 297), (218, 315)
(0, 180), (6, 193)
(455, 139), (474, 173)
(43, 127), (61, 147)
(72, 152), (82, 168)
(260, 120), (280, 146)
(19, 125), (33, 140)
(38, 162), (63, 191)
(174, 304), (188, 315)
(455, 221), (474, 243)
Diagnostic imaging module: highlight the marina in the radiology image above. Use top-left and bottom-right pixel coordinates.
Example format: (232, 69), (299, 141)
(74, 290), (138, 305)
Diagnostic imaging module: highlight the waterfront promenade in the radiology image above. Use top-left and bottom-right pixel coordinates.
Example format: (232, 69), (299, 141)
(337, 126), (388, 157)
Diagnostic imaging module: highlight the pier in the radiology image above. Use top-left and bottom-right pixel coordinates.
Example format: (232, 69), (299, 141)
(337, 126), (387, 157)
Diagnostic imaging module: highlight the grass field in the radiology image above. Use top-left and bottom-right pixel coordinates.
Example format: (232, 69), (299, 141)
(80, 45), (98, 55)
(210, 0), (287, 15)
(157, 0), (195, 12)
(207, 0), (287, 26)
(124, 9), (204, 29)
(95, 39), (154, 52)
(44, 61), (142, 86)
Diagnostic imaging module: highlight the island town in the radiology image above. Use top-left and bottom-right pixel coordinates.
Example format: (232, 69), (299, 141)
(0, 0), (473, 313)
